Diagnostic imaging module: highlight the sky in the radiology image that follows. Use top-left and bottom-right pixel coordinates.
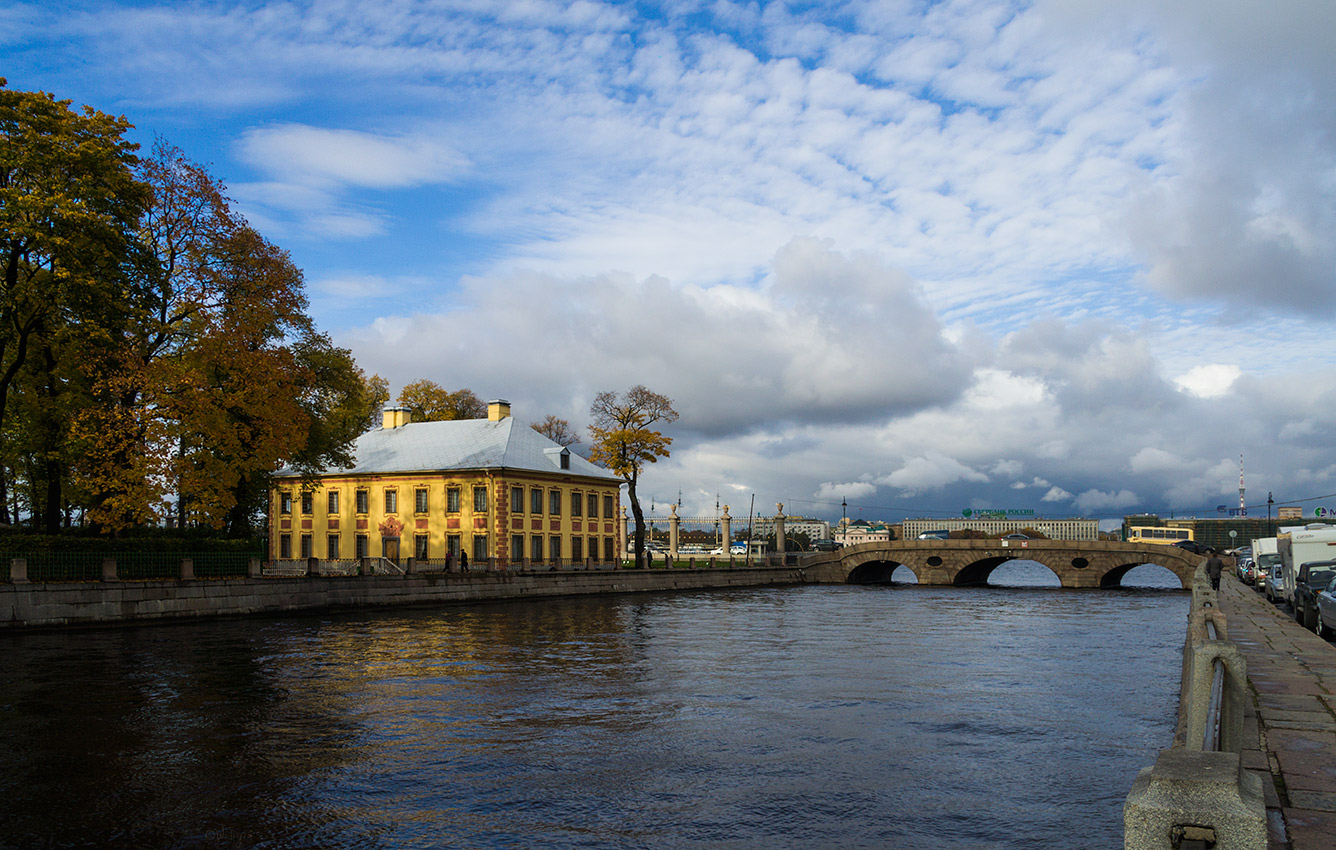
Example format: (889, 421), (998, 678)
(5, 0), (1336, 527)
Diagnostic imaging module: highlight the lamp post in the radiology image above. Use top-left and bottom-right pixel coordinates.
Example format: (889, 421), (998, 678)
(841, 497), (847, 548)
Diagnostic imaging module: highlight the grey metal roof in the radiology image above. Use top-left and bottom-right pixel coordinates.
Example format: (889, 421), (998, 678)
(276, 417), (620, 482)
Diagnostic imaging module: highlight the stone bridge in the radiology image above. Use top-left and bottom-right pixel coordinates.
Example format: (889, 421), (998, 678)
(798, 539), (1200, 589)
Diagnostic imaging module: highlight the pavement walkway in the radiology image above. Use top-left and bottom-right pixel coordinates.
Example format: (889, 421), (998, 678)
(1218, 575), (1336, 849)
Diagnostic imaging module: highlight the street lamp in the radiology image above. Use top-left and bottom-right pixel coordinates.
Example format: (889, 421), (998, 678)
(841, 497), (847, 548)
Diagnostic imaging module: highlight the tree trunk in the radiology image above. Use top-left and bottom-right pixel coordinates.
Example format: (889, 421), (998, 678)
(627, 474), (645, 566)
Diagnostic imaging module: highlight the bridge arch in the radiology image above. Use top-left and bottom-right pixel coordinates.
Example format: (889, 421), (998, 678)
(805, 539), (1196, 589)
(847, 559), (918, 584)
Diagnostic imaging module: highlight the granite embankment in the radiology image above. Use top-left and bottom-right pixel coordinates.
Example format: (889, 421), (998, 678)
(0, 565), (811, 630)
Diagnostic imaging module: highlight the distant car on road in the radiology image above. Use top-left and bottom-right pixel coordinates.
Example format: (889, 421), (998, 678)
(1002, 533), (1030, 540)
(812, 539), (842, 551)
(1293, 560), (1336, 631)
(1173, 540), (1210, 555)
(1315, 575), (1336, 640)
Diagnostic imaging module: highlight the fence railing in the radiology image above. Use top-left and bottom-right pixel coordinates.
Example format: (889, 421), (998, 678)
(5, 552), (259, 582)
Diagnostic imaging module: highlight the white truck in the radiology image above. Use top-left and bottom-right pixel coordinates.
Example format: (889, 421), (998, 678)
(1251, 536), (1281, 590)
(1276, 524), (1336, 607)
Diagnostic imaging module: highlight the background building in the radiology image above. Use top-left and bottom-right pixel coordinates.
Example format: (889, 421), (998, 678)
(270, 401), (623, 568)
(901, 517), (1098, 541)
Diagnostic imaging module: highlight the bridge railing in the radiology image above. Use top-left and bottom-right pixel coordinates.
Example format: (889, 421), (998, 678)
(1123, 566), (1265, 849)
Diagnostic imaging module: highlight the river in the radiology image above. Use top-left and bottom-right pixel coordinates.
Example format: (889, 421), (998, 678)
(0, 563), (1186, 849)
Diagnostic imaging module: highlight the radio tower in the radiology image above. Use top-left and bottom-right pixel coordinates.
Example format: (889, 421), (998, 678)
(1239, 454), (1246, 512)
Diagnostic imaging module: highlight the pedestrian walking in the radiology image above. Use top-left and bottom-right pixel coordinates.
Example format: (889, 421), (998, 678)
(1205, 549), (1224, 591)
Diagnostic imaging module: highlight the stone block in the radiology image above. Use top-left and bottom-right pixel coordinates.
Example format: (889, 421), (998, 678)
(1124, 749), (1266, 850)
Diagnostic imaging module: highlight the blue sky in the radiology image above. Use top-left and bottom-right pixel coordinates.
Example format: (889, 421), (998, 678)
(6, 0), (1336, 525)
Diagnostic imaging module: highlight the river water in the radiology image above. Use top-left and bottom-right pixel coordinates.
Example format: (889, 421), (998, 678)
(0, 564), (1186, 850)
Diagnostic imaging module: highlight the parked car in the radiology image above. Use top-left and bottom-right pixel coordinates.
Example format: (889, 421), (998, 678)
(1235, 556), (1256, 584)
(1315, 575), (1336, 640)
(812, 539), (842, 552)
(1264, 564), (1286, 602)
(1293, 560), (1336, 631)
(1173, 540), (1210, 555)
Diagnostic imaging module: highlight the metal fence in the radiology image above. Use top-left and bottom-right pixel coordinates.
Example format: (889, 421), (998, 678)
(6, 552), (257, 582)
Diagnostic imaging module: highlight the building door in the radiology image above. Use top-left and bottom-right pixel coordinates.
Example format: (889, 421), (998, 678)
(383, 537), (400, 564)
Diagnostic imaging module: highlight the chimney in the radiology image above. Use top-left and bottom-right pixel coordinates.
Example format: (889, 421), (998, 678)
(487, 399), (511, 421)
(382, 407), (412, 429)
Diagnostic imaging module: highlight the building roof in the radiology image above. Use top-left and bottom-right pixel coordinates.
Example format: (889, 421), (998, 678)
(276, 417), (621, 483)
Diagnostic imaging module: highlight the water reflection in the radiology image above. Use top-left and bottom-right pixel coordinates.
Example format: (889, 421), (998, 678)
(0, 585), (1186, 849)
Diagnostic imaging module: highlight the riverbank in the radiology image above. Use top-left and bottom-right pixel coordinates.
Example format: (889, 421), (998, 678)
(0, 566), (811, 630)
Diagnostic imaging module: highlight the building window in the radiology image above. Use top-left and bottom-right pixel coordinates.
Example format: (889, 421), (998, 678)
(549, 490), (561, 516)
(385, 490), (398, 514)
(415, 488), (429, 513)
(589, 536), (598, 561)
(301, 492), (313, 515)
(531, 535), (543, 560)
(512, 534), (524, 562)
(604, 495), (614, 518)
(473, 486), (487, 512)
(588, 493), (598, 518)
(279, 492), (292, 514)
(447, 487), (460, 513)
(447, 534), (461, 557)
(415, 534), (429, 559)
(472, 535), (488, 562)
(531, 487), (543, 514)
(327, 491), (339, 514)
(550, 535), (562, 562)
(572, 492), (582, 517)
(355, 534), (369, 559)
(279, 534), (292, 558)
(328, 534), (340, 559)
(604, 538), (615, 562)
(511, 486), (524, 514)
(571, 536), (583, 561)
(356, 490), (369, 514)
(300, 534), (312, 559)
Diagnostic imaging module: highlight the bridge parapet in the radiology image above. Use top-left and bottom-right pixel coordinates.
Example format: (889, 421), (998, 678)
(798, 539), (1199, 588)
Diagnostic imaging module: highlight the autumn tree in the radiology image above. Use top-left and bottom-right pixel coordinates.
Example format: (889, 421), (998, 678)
(68, 141), (377, 534)
(397, 380), (485, 421)
(531, 415), (579, 447)
(0, 79), (148, 525)
(588, 385), (678, 565)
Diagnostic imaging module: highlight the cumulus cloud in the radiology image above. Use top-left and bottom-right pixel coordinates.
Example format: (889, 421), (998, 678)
(1075, 489), (1140, 512)
(879, 452), (990, 492)
(815, 481), (876, 502)
(1174, 364), (1241, 398)
(1042, 486), (1074, 502)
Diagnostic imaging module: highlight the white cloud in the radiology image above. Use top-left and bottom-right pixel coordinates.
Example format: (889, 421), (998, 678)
(1174, 364), (1241, 398)
(879, 452), (990, 492)
(815, 481), (876, 501)
(1074, 489), (1140, 512)
(1042, 486), (1074, 502)
(238, 124), (469, 190)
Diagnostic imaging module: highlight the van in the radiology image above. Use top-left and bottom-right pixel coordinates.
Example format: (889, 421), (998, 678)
(1277, 525), (1336, 607)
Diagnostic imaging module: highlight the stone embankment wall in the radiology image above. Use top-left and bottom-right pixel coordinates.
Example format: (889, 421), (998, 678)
(0, 567), (812, 630)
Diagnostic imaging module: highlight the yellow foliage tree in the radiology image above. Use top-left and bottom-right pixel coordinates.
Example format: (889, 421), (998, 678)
(588, 385), (678, 564)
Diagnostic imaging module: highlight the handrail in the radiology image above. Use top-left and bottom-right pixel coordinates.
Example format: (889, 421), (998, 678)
(1203, 617), (1224, 752)
(368, 557), (405, 575)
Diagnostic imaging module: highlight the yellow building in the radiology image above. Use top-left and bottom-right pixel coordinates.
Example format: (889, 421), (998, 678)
(270, 400), (623, 569)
